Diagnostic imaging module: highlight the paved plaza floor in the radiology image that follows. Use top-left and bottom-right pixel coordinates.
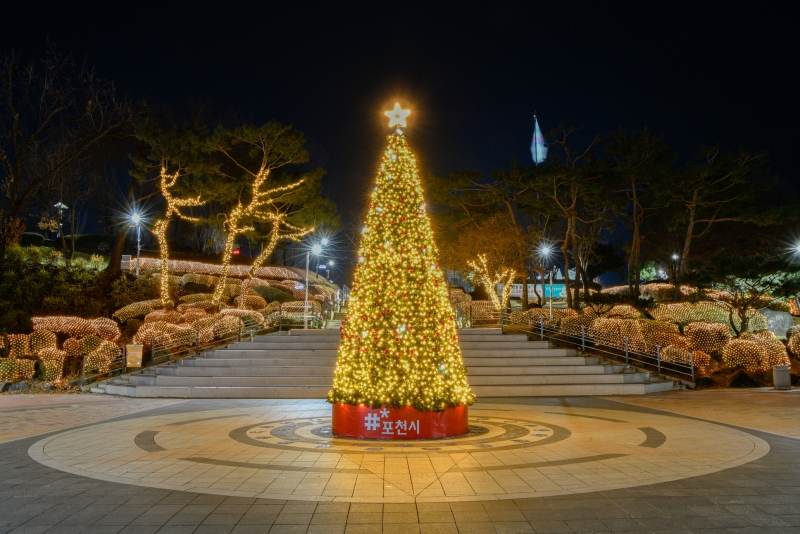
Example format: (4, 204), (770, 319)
(1, 390), (799, 533)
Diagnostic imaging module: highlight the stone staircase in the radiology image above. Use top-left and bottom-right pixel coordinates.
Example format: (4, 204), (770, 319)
(92, 328), (676, 398)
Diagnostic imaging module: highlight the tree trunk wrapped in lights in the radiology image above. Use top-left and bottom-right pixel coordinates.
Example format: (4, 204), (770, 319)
(329, 116), (473, 437)
(238, 212), (313, 309)
(467, 254), (516, 311)
(153, 168), (204, 308)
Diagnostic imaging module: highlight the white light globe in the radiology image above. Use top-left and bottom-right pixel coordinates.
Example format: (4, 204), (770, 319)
(321, 238), (329, 245)
(312, 244), (322, 254)
(131, 213), (141, 224)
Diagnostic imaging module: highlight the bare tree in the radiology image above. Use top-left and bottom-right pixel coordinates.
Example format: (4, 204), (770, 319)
(0, 43), (135, 260)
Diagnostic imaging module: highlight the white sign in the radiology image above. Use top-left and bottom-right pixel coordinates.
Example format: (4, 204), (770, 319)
(499, 283), (567, 298)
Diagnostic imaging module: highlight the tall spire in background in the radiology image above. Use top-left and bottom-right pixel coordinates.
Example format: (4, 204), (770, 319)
(530, 114), (548, 165)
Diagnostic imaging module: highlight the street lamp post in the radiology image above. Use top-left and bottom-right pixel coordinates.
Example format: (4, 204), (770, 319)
(304, 238), (327, 329)
(131, 213), (142, 277)
(539, 245), (556, 320)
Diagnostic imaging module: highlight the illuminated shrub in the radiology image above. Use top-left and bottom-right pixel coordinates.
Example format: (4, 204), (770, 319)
(722, 339), (766, 372)
(113, 299), (162, 323)
(0, 358), (36, 381)
(63, 338), (82, 356)
(281, 301), (322, 315)
(91, 318), (121, 341)
(181, 273), (220, 287)
(650, 302), (767, 334)
(133, 322), (183, 346)
(253, 285), (295, 304)
(85, 340), (120, 373)
(176, 300), (215, 311)
(234, 294), (267, 310)
(145, 310), (184, 325)
(29, 330), (57, 353)
(38, 359), (64, 381)
(639, 283), (677, 301)
(263, 302), (281, 316)
(602, 286), (632, 296)
(32, 316), (120, 341)
(638, 320), (686, 348)
(448, 288), (472, 308)
(605, 305), (642, 319)
(8, 334), (30, 358)
(180, 293), (214, 303)
(212, 316), (241, 337)
(220, 308), (265, 325)
(591, 318), (644, 348)
(787, 325), (800, 356)
(750, 331), (790, 368)
(181, 309), (207, 323)
(265, 312), (281, 326)
(80, 335), (103, 354)
(559, 311), (597, 336)
(790, 299), (800, 316)
(37, 348), (67, 381)
(684, 322), (731, 355)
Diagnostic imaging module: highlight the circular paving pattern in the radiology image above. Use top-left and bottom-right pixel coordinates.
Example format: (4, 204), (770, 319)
(239, 416), (560, 453)
(28, 401), (769, 503)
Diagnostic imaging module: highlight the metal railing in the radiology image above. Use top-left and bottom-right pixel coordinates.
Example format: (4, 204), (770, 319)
(455, 306), (696, 382)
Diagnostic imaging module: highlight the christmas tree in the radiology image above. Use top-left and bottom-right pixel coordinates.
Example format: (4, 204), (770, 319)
(328, 105), (474, 412)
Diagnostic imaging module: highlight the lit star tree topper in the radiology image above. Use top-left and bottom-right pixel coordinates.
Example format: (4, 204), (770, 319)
(328, 105), (474, 412)
(384, 103), (411, 128)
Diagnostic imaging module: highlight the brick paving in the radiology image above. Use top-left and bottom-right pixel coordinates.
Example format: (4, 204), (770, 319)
(1, 394), (799, 533)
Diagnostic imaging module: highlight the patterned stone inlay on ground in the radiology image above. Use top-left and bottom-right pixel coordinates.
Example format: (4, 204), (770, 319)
(28, 401), (769, 503)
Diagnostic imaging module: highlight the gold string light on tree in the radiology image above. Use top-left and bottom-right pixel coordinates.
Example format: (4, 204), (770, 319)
(467, 254), (516, 311)
(153, 167), (204, 308)
(209, 124), (315, 307)
(328, 103), (474, 415)
(238, 211), (313, 309)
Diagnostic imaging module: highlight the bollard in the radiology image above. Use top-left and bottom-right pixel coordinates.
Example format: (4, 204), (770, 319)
(773, 365), (791, 390)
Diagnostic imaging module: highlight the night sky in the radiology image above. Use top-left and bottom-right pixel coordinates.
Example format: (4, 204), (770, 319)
(3, 1), (796, 232)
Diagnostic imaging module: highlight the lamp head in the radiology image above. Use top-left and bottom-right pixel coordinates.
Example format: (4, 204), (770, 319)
(311, 244), (322, 255)
(671, 254), (679, 261)
(320, 238), (329, 245)
(328, 260), (335, 266)
(131, 213), (141, 224)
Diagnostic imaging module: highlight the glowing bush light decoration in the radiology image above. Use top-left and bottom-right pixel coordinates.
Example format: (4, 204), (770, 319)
(32, 317), (121, 342)
(327, 124), (474, 414)
(113, 299), (163, 324)
(684, 322), (731, 355)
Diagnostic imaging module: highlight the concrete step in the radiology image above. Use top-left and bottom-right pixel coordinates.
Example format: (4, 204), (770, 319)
(189, 357), (336, 367)
(458, 341), (551, 349)
(289, 329), (341, 337)
(207, 349), (339, 358)
(468, 372), (651, 385)
(227, 342), (340, 350)
(460, 348), (576, 357)
(107, 385), (332, 398)
(457, 328), (502, 336)
(130, 374), (333, 387)
(158, 365), (335, 377)
(462, 356), (598, 367)
(249, 336), (341, 344)
(456, 334), (528, 342)
(467, 364), (623, 375)
(471, 380), (676, 397)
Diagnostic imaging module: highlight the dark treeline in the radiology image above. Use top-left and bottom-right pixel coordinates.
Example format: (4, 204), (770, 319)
(432, 125), (798, 310)
(0, 44), (339, 278)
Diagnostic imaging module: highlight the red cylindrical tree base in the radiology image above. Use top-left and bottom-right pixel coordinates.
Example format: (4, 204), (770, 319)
(331, 403), (468, 439)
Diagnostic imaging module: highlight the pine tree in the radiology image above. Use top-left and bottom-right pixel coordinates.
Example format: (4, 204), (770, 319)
(328, 128), (474, 412)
